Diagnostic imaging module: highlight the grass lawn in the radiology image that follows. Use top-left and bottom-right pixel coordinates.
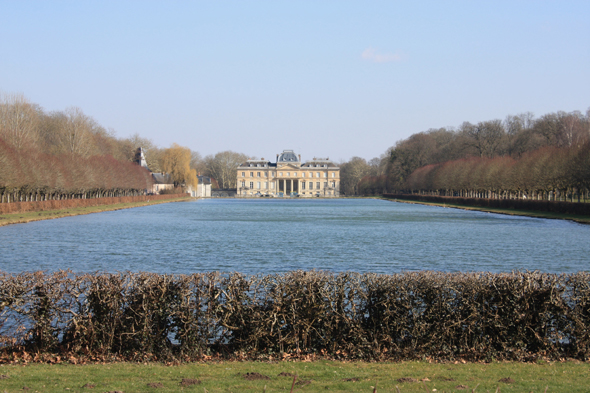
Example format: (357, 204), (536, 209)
(0, 360), (588, 392)
(0, 197), (192, 227)
(381, 198), (590, 225)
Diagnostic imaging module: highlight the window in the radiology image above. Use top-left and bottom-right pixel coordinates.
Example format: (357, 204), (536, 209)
(257, 164), (260, 167)
(316, 182), (320, 189)
(332, 172), (335, 178)
(316, 172), (320, 178)
(302, 172), (305, 178)
(309, 182), (313, 190)
(265, 182), (268, 189)
(323, 173), (327, 178)
(264, 172), (268, 177)
(257, 182), (261, 189)
(280, 172), (283, 176)
(257, 172), (261, 177)
(249, 182), (254, 188)
(241, 172), (245, 177)
(271, 183), (275, 189)
(302, 181), (306, 189)
(331, 181), (336, 188)
(250, 172), (254, 177)
(241, 181), (245, 187)
(287, 172), (290, 177)
(324, 182), (328, 188)
(324, 164), (327, 168)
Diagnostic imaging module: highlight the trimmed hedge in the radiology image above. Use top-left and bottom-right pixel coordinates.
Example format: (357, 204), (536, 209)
(383, 194), (590, 216)
(0, 193), (189, 215)
(1, 271), (589, 362)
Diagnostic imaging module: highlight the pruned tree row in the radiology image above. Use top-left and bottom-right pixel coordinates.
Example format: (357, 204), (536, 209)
(0, 137), (153, 202)
(1, 270), (589, 362)
(354, 108), (590, 196)
(398, 143), (590, 201)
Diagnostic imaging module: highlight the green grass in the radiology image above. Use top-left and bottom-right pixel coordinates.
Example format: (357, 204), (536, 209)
(0, 360), (588, 392)
(381, 197), (590, 225)
(0, 197), (192, 227)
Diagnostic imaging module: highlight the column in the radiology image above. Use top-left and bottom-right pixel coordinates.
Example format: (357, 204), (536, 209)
(290, 179), (293, 195)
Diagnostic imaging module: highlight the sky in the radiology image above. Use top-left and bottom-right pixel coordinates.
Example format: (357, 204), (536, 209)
(1, 1), (589, 162)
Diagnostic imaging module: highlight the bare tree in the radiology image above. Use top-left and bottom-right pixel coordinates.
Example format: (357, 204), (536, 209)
(190, 150), (207, 175)
(557, 111), (588, 148)
(340, 157), (371, 195)
(534, 113), (560, 146)
(0, 92), (40, 149)
(52, 107), (96, 157)
(462, 119), (505, 157)
(204, 150), (250, 189)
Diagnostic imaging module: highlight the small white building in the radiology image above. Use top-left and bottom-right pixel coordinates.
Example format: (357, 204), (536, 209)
(188, 176), (212, 198)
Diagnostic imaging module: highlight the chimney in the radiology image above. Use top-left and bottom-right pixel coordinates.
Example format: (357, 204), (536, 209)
(298, 154), (301, 162)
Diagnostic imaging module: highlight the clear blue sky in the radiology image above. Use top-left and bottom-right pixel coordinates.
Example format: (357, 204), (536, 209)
(1, 1), (588, 162)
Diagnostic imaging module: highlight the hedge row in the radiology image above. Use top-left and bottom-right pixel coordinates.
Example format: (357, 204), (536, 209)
(0, 193), (189, 215)
(383, 194), (590, 216)
(0, 271), (588, 362)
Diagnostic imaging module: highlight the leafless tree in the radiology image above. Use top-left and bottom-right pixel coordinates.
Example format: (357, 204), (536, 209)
(0, 92), (40, 149)
(190, 150), (207, 175)
(462, 119), (505, 157)
(52, 107), (96, 157)
(204, 150), (250, 189)
(340, 157), (371, 195)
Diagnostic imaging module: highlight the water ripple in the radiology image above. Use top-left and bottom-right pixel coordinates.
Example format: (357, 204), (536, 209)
(0, 198), (588, 274)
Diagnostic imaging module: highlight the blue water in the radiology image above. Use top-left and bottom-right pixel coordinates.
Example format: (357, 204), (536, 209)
(1, 198), (588, 274)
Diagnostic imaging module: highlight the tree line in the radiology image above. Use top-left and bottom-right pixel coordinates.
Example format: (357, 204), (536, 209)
(0, 138), (153, 203)
(354, 108), (590, 198)
(0, 92), (371, 193)
(0, 93), (250, 200)
(0, 93), (159, 202)
(403, 144), (590, 201)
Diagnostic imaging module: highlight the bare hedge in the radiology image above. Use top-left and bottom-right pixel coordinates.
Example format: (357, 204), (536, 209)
(0, 193), (189, 215)
(384, 194), (590, 216)
(0, 270), (588, 362)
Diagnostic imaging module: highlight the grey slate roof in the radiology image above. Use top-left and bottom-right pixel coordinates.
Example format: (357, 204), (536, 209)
(277, 150), (299, 163)
(152, 173), (172, 184)
(197, 175), (211, 184)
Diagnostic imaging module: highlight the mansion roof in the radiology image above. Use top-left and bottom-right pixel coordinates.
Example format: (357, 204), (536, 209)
(238, 150), (339, 169)
(278, 150), (299, 163)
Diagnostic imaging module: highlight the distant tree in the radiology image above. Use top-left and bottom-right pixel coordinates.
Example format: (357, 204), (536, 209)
(52, 107), (96, 157)
(556, 111), (589, 148)
(533, 113), (560, 146)
(340, 157), (371, 195)
(0, 92), (40, 150)
(204, 151), (249, 189)
(462, 119), (505, 158)
(160, 144), (198, 188)
(190, 150), (207, 175)
(569, 141), (590, 200)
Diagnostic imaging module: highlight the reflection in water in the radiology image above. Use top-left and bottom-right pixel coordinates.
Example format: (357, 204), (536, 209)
(1, 198), (588, 274)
